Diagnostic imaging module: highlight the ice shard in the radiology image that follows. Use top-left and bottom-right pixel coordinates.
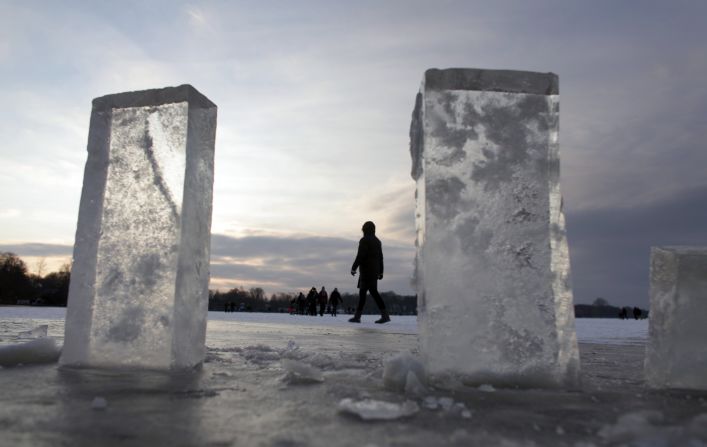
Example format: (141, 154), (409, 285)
(410, 68), (579, 387)
(60, 85), (217, 369)
(645, 247), (707, 389)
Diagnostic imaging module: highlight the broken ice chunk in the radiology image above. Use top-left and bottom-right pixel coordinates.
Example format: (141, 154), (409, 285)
(404, 371), (427, 396)
(338, 398), (419, 421)
(17, 324), (48, 339)
(478, 384), (496, 392)
(91, 396), (108, 410)
(383, 352), (426, 393)
(0, 338), (61, 367)
(281, 358), (324, 383)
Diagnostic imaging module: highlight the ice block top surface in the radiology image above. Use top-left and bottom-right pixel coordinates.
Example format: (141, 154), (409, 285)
(92, 84), (216, 111)
(653, 246), (707, 256)
(425, 68), (558, 95)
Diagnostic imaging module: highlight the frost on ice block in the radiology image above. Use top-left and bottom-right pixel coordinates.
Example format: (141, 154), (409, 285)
(60, 85), (217, 369)
(410, 68), (579, 387)
(645, 247), (707, 389)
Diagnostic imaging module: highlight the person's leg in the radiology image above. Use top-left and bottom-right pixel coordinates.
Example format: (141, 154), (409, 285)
(349, 287), (368, 322)
(369, 282), (390, 323)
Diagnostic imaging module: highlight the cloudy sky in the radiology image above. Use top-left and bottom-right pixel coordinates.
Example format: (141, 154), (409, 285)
(1, 1), (706, 307)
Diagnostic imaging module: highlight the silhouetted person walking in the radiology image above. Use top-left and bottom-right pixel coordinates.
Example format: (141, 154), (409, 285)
(296, 292), (306, 315)
(329, 288), (342, 316)
(318, 287), (328, 316)
(307, 287), (318, 316)
(349, 221), (390, 324)
(633, 307), (641, 320)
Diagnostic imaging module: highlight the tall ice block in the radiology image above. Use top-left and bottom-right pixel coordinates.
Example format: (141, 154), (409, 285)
(61, 85), (217, 369)
(410, 68), (579, 387)
(645, 247), (707, 389)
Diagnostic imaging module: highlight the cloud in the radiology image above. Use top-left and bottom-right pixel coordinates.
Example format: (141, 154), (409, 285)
(0, 209), (21, 219)
(0, 242), (72, 257)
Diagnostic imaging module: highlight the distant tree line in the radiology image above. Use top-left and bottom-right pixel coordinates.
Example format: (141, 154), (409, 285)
(1, 253), (648, 320)
(574, 297), (648, 319)
(209, 287), (417, 315)
(0, 252), (71, 306)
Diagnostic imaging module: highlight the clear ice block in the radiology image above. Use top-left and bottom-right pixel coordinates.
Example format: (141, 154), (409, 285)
(645, 247), (707, 389)
(410, 68), (579, 387)
(60, 85), (217, 369)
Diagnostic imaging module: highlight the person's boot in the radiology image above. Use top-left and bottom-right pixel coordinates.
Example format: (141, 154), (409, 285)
(348, 314), (361, 323)
(375, 310), (390, 324)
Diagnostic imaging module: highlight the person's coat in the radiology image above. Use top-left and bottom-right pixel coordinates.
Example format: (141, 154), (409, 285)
(351, 234), (384, 286)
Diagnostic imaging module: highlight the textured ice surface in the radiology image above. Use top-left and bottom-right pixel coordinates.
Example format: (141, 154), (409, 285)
(61, 85), (217, 370)
(17, 325), (48, 339)
(411, 68), (579, 387)
(281, 358), (324, 383)
(645, 247), (707, 389)
(3, 310), (707, 446)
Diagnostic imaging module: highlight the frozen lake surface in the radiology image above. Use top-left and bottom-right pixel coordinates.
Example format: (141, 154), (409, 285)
(0, 307), (648, 345)
(1, 307), (705, 446)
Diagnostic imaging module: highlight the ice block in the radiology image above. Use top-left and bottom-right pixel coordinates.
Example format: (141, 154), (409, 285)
(645, 246), (707, 389)
(60, 85), (217, 369)
(411, 68), (579, 387)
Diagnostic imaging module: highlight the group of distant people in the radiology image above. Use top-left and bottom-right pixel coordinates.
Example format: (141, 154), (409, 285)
(619, 306), (644, 320)
(290, 287), (343, 317)
(223, 302), (245, 312)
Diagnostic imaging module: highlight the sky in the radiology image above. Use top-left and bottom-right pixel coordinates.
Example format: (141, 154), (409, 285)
(1, 1), (706, 307)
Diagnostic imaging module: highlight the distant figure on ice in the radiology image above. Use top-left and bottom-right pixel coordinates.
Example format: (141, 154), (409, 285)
(307, 287), (318, 316)
(318, 287), (328, 316)
(618, 308), (628, 320)
(349, 221), (390, 324)
(632, 307), (642, 320)
(296, 292), (306, 315)
(329, 288), (342, 316)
